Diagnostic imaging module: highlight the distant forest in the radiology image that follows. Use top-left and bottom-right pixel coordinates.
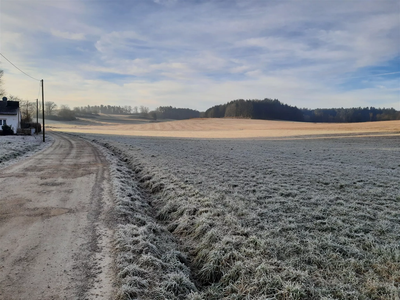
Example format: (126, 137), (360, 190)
(73, 105), (200, 120)
(204, 99), (400, 123)
(302, 107), (399, 123)
(204, 99), (303, 121)
(154, 106), (200, 120)
(74, 105), (134, 114)
(73, 99), (400, 123)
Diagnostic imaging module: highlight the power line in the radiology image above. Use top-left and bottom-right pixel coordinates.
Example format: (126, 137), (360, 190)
(0, 52), (41, 81)
(37, 80), (42, 100)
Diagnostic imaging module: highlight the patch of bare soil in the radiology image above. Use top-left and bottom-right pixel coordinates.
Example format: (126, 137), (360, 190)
(0, 132), (115, 300)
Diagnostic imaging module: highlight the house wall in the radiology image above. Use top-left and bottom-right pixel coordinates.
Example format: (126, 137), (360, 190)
(0, 114), (19, 134)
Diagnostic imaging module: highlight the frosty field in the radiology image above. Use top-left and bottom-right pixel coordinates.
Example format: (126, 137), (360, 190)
(83, 131), (400, 300)
(0, 135), (52, 168)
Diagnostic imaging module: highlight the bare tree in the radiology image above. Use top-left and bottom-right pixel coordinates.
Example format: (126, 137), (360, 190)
(139, 106), (149, 117)
(133, 106), (138, 114)
(58, 105), (76, 120)
(15, 98), (36, 123)
(45, 101), (57, 116)
(149, 111), (157, 120)
(0, 70), (5, 98)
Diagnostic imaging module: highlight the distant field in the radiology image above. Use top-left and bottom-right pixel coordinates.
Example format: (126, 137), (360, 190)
(47, 115), (400, 139)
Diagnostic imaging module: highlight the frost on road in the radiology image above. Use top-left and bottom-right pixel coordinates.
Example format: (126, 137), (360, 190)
(0, 133), (114, 300)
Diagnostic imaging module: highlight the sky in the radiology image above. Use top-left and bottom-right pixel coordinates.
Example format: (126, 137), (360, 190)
(0, 0), (399, 111)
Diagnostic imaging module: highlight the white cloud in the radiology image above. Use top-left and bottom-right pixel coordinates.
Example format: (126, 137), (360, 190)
(51, 30), (86, 41)
(153, 0), (178, 6)
(0, 0), (398, 111)
(95, 31), (147, 55)
(245, 70), (263, 78)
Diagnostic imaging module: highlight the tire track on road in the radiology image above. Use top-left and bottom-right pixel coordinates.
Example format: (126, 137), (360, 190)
(0, 132), (115, 300)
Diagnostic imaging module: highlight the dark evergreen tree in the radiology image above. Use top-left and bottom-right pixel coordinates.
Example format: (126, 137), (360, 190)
(155, 106), (200, 120)
(205, 99), (303, 121)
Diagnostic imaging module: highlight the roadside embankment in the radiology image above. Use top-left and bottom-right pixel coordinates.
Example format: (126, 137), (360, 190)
(90, 138), (199, 300)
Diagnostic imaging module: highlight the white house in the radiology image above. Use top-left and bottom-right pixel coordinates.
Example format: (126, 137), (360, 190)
(0, 97), (21, 134)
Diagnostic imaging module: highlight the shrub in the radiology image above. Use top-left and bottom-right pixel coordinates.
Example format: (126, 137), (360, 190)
(21, 122), (41, 133)
(58, 106), (76, 121)
(1, 124), (14, 135)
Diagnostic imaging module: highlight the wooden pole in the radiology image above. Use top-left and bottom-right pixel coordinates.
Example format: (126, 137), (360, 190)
(41, 79), (45, 142)
(36, 99), (38, 135)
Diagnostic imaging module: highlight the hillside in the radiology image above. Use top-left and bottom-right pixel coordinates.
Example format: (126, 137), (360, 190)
(47, 115), (400, 139)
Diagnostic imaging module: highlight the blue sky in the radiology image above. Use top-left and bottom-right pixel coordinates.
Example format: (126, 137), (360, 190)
(0, 0), (399, 111)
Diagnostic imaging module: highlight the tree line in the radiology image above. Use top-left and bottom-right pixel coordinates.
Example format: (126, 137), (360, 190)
(302, 107), (400, 123)
(8, 97), (400, 124)
(204, 99), (304, 121)
(203, 99), (400, 123)
(1, 69), (399, 123)
(73, 105), (148, 115)
(72, 105), (198, 120)
(154, 106), (200, 120)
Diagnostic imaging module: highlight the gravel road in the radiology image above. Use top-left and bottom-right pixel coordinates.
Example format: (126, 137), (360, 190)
(0, 132), (115, 300)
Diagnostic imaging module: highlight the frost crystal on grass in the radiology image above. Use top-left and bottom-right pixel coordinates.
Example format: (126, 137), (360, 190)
(0, 135), (52, 168)
(86, 134), (399, 299)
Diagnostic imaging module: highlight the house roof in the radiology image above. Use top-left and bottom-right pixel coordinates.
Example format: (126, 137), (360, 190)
(0, 101), (19, 115)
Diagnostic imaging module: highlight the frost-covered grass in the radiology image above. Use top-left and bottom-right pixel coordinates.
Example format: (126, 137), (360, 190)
(87, 134), (400, 299)
(0, 135), (52, 168)
(94, 140), (198, 300)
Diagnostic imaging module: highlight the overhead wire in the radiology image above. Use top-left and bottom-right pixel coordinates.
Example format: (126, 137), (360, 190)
(37, 80), (42, 100)
(0, 52), (41, 81)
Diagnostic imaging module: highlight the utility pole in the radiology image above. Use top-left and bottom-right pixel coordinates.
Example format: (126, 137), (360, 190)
(36, 99), (39, 135)
(41, 79), (45, 142)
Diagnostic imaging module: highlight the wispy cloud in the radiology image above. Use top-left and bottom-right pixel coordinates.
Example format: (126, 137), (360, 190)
(51, 30), (86, 41)
(0, 0), (398, 110)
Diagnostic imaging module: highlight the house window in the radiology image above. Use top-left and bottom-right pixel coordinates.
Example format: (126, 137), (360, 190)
(0, 119), (6, 126)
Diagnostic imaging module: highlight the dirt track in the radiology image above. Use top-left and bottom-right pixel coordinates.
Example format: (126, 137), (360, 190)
(0, 132), (114, 300)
